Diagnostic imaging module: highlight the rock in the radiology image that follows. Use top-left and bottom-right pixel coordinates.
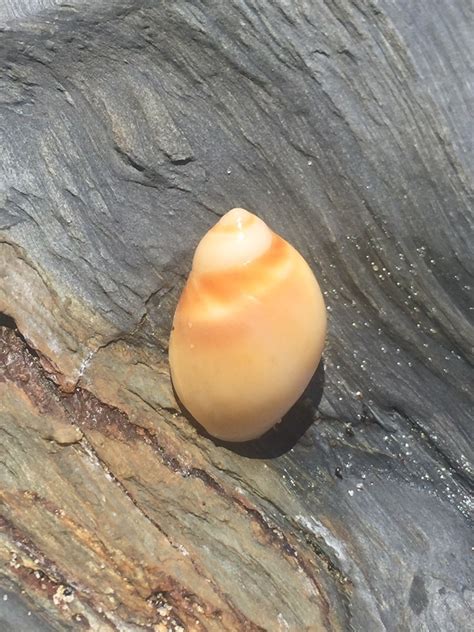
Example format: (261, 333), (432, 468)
(0, 0), (472, 630)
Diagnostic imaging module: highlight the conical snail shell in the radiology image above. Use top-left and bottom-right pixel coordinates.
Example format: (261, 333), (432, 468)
(169, 208), (326, 442)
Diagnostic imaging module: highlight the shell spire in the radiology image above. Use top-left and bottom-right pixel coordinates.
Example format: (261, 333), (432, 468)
(169, 208), (326, 442)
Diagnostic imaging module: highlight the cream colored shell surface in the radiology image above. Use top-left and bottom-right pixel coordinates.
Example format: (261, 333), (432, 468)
(169, 208), (326, 442)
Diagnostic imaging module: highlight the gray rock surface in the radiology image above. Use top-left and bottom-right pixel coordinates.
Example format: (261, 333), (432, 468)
(0, 0), (472, 630)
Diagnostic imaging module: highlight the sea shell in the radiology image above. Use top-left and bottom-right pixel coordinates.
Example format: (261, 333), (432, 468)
(169, 208), (326, 442)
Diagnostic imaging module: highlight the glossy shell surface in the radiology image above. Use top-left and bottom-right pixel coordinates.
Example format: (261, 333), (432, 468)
(169, 208), (326, 441)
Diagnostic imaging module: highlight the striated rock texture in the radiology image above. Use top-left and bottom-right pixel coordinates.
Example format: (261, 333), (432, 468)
(0, 0), (472, 630)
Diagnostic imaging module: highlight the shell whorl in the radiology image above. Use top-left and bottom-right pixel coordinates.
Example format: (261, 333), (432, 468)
(182, 209), (291, 316)
(192, 208), (273, 276)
